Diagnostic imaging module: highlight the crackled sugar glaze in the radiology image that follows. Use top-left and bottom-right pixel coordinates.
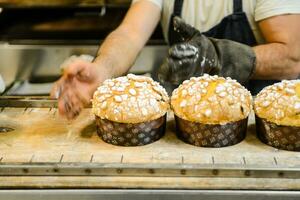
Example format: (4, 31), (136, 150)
(254, 80), (300, 126)
(171, 74), (252, 125)
(92, 74), (169, 123)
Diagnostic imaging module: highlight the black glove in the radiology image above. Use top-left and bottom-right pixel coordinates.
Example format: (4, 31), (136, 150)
(158, 17), (256, 85)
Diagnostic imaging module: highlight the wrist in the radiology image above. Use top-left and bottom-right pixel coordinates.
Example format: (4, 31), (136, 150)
(93, 55), (115, 79)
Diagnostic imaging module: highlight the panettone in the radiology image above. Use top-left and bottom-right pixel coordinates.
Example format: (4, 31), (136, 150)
(254, 80), (300, 151)
(92, 74), (169, 146)
(171, 74), (252, 147)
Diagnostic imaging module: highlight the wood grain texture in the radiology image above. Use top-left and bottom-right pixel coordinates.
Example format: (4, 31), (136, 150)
(0, 177), (299, 190)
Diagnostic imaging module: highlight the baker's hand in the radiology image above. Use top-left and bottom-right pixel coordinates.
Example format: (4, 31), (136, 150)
(158, 17), (256, 85)
(50, 56), (111, 120)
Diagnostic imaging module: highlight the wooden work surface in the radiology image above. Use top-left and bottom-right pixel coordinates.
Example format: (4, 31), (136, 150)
(0, 107), (299, 189)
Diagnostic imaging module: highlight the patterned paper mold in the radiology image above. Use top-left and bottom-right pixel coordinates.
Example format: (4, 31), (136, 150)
(171, 74), (252, 147)
(256, 116), (300, 151)
(255, 80), (300, 151)
(95, 115), (166, 146)
(175, 116), (247, 147)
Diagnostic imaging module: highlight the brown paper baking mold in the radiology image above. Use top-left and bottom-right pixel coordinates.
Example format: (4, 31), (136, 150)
(95, 115), (166, 146)
(175, 116), (248, 147)
(256, 115), (300, 151)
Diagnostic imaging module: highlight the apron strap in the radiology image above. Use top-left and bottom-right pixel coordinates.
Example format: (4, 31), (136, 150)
(173, 0), (184, 17)
(168, 0), (184, 44)
(233, 0), (243, 13)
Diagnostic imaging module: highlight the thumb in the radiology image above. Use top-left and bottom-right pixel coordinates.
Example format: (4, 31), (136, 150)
(173, 16), (199, 41)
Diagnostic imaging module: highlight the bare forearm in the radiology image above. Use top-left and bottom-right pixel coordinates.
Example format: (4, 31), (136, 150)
(94, 26), (144, 78)
(253, 15), (300, 80)
(93, 1), (161, 78)
(253, 43), (300, 80)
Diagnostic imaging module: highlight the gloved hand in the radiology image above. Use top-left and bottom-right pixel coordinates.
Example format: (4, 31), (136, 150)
(50, 55), (111, 120)
(158, 17), (256, 85)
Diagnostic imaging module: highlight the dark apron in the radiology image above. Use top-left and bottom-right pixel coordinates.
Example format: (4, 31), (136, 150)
(167, 0), (278, 94)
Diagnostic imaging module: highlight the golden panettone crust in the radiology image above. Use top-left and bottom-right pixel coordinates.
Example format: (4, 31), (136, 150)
(171, 74), (252, 125)
(254, 80), (300, 126)
(92, 74), (169, 123)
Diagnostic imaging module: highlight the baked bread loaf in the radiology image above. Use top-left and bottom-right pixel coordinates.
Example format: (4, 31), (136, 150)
(171, 74), (251, 147)
(92, 74), (169, 123)
(92, 74), (169, 146)
(254, 80), (300, 127)
(254, 80), (300, 151)
(171, 74), (252, 125)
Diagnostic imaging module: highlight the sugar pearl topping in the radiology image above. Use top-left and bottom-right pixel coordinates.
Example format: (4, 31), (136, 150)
(114, 95), (122, 102)
(171, 74), (252, 124)
(92, 74), (169, 123)
(204, 109), (212, 117)
(129, 88), (136, 95)
(254, 80), (300, 126)
(295, 102), (300, 110)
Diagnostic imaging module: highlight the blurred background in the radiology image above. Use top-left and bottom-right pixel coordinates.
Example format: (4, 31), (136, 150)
(0, 0), (167, 96)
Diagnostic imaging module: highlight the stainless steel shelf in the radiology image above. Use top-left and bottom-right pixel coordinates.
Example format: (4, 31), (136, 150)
(0, 189), (299, 200)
